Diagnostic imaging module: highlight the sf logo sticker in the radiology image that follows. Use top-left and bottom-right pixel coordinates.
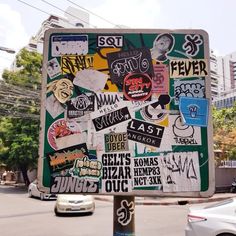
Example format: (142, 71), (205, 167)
(117, 200), (134, 226)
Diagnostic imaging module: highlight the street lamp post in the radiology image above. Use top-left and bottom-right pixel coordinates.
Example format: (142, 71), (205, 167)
(0, 46), (15, 54)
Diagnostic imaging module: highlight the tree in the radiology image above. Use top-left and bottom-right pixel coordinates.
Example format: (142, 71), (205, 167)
(213, 103), (236, 162)
(0, 48), (42, 185)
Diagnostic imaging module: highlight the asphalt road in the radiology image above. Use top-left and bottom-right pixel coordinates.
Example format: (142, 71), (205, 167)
(0, 185), (191, 236)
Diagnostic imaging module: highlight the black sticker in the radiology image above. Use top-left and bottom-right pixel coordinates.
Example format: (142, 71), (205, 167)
(66, 93), (95, 119)
(127, 119), (164, 147)
(107, 48), (154, 89)
(92, 107), (131, 132)
(46, 143), (89, 175)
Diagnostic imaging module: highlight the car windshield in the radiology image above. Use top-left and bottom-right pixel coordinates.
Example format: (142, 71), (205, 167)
(204, 198), (234, 209)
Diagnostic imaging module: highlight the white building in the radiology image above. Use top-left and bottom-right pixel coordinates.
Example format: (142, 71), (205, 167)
(31, 7), (90, 53)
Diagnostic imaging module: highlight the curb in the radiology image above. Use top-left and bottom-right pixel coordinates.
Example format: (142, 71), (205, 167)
(94, 196), (234, 206)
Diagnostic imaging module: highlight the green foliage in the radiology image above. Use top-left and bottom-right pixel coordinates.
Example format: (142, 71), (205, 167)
(213, 102), (236, 160)
(2, 48), (42, 89)
(0, 117), (39, 170)
(0, 48), (42, 184)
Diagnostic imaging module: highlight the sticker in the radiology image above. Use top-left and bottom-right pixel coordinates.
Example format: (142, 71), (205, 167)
(127, 119), (164, 148)
(179, 97), (209, 127)
(47, 78), (74, 104)
(107, 48), (154, 89)
(47, 143), (89, 174)
(97, 35), (123, 48)
(47, 58), (61, 79)
(61, 55), (94, 75)
(51, 35), (88, 57)
(50, 177), (99, 193)
(117, 200), (134, 226)
(95, 92), (122, 110)
(74, 69), (108, 92)
(183, 34), (203, 57)
(99, 151), (132, 193)
(123, 73), (152, 101)
(68, 155), (102, 181)
(140, 94), (171, 121)
(174, 79), (205, 105)
(104, 132), (129, 152)
(151, 34), (174, 61)
(47, 119), (83, 150)
(160, 152), (200, 192)
(133, 156), (162, 188)
(169, 59), (208, 78)
(66, 93), (95, 119)
(46, 94), (65, 119)
(152, 64), (169, 93)
(171, 115), (202, 146)
(92, 106), (131, 132)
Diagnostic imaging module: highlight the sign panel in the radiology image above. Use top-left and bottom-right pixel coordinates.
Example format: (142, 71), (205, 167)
(38, 28), (214, 197)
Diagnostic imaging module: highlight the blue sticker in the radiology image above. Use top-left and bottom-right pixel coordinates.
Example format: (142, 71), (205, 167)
(179, 97), (209, 127)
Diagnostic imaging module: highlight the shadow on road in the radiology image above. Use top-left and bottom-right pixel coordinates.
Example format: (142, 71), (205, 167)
(0, 184), (27, 194)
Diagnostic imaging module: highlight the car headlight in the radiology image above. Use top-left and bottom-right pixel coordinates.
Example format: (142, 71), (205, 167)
(83, 197), (93, 203)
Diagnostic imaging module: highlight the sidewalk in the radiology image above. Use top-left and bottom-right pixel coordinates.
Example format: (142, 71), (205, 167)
(2, 181), (235, 205)
(94, 193), (236, 205)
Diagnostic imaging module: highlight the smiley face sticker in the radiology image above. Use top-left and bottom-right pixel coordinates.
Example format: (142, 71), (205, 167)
(47, 78), (74, 104)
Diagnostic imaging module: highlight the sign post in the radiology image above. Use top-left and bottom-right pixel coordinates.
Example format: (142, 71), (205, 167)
(113, 196), (135, 236)
(38, 28), (214, 233)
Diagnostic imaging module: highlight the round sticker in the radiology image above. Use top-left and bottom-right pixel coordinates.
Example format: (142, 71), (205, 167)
(123, 73), (152, 101)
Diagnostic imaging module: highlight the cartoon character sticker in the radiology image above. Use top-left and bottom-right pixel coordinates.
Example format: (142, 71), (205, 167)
(151, 34), (174, 61)
(47, 78), (74, 103)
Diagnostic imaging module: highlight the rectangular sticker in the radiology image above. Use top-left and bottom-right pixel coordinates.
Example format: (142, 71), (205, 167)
(51, 35), (88, 57)
(97, 35), (124, 48)
(152, 64), (169, 93)
(104, 132), (129, 152)
(169, 59), (208, 78)
(61, 55), (94, 75)
(127, 119), (164, 148)
(133, 156), (162, 188)
(92, 106), (131, 132)
(160, 151), (200, 192)
(98, 151), (132, 193)
(174, 79), (205, 105)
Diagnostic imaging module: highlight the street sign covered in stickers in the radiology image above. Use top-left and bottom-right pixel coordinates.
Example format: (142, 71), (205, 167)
(38, 29), (214, 197)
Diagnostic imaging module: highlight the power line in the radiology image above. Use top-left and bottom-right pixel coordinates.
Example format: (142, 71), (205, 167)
(41, 0), (97, 28)
(66, 0), (121, 28)
(17, 0), (77, 28)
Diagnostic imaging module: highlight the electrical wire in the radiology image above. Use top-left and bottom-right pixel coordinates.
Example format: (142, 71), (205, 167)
(66, 0), (121, 28)
(41, 0), (97, 28)
(17, 0), (77, 28)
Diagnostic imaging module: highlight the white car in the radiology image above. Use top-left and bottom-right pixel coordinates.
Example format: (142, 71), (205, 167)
(54, 194), (95, 216)
(185, 198), (236, 236)
(28, 180), (57, 201)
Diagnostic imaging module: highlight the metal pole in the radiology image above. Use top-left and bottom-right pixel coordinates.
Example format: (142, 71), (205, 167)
(113, 195), (135, 236)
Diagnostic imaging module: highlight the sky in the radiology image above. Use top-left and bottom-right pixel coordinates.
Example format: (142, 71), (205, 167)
(0, 0), (236, 77)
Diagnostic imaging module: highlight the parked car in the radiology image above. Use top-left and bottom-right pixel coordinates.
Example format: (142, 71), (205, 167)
(54, 194), (95, 216)
(28, 179), (57, 200)
(185, 198), (236, 236)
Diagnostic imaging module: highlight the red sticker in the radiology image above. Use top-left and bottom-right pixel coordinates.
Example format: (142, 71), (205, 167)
(123, 73), (152, 101)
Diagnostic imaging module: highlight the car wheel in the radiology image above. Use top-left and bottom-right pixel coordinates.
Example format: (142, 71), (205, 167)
(28, 190), (32, 198)
(54, 207), (60, 216)
(217, 234), (235, 236)
(40, 193), (44, 201)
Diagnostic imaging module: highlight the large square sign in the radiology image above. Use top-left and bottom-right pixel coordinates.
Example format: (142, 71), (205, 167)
(38, 29), (214, 197)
